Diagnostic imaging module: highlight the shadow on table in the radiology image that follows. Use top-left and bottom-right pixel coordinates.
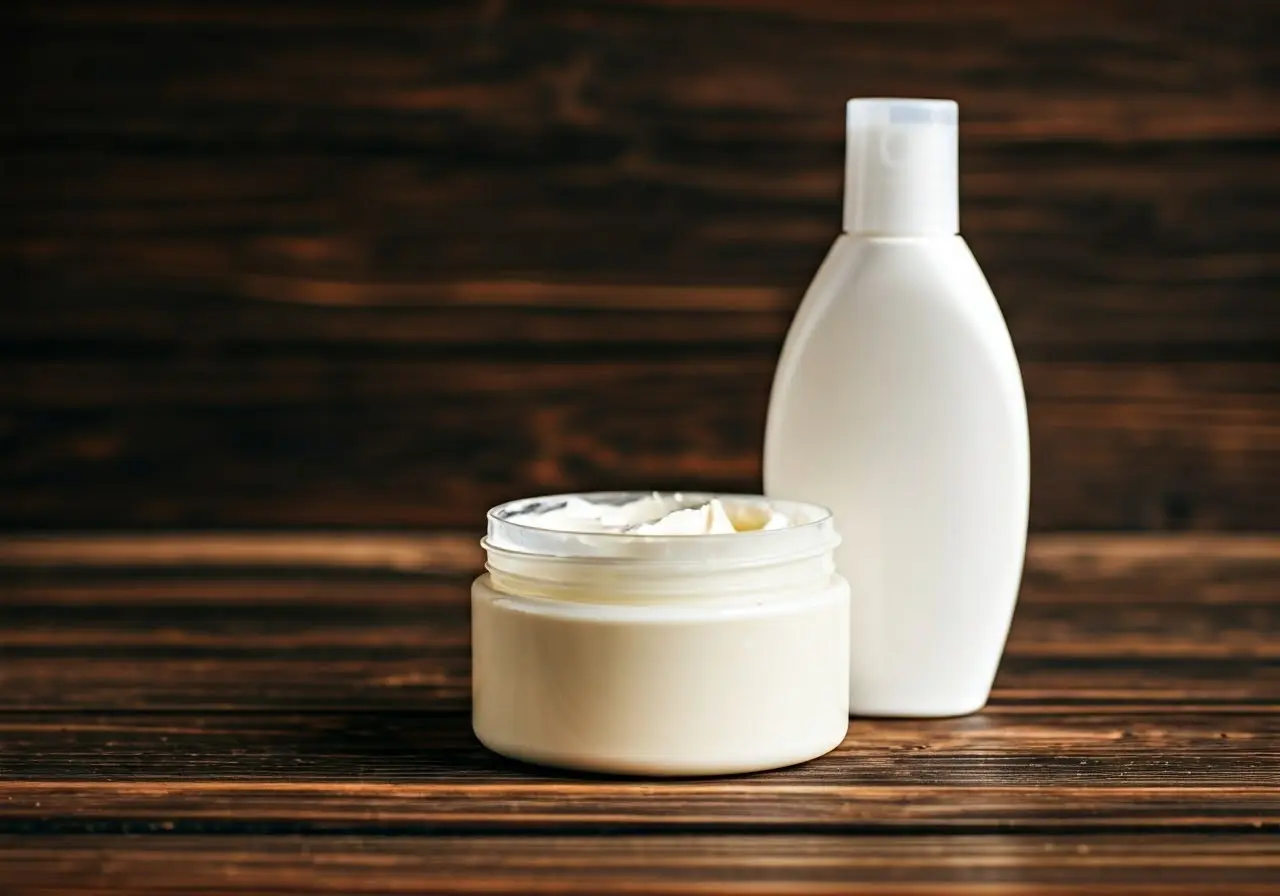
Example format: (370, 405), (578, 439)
(304, 711), (789, 783)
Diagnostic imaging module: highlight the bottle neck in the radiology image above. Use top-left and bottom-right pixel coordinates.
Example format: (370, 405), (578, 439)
(839, 230), (959, 240)
(842, 201), (958, 237)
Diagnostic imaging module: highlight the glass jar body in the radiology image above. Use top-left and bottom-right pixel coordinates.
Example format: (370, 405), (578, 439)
(472, 567), (850, 776)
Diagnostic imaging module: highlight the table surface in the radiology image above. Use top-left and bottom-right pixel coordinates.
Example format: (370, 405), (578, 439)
(1, 532), (1277, 894)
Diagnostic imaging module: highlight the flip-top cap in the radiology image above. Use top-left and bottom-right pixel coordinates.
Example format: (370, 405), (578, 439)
(843, 98), (959, 235)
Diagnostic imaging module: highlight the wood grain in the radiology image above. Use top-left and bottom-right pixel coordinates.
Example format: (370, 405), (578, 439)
(1, 360), (1276, 530)
(6, 834), (1279, 895)
(3, 755), (1278, 834)
(4, 708), (1279, 787)
(5, 0), (1279, 532)
(0, 533), (1276, 890)
(8, 1), (1276, 146)
(0, 534), (1276, 712)
(4, 2), (1278, 890)
(6, 143), (1278, 352)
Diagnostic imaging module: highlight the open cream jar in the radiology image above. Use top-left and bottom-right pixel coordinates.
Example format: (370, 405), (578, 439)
(472, 491), (850, 776)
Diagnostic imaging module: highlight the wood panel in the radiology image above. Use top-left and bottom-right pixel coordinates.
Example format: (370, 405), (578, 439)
(7, 0), (1276, 347)
(4, 1), (1279, 532)
(0, 534), (1275, 712)
(4, 709), (1280, 789)
(6, 142), (1278, 353)
(8, 1), (1276, 146)
(2, 777), (1279, 833)
(0, 359), (1275, 529)
(0, 534), (1275, 890)
(5, 834), (1279, 894)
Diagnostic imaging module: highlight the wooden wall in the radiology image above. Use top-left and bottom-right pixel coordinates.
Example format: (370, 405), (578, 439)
(4, 1), (1277, 532)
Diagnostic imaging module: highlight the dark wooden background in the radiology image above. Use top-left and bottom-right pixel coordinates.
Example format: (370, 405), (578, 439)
(4, 0), (1278, 533)
(3, 6), (1279, 890)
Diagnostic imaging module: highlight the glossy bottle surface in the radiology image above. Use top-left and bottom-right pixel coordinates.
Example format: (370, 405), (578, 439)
(764, 234), (1029, 716)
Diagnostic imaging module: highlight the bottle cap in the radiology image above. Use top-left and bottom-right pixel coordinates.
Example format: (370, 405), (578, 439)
(843, 98), (959, 235)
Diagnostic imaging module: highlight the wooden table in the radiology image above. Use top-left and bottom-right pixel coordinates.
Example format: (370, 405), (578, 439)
(2, 533), (1277, 893)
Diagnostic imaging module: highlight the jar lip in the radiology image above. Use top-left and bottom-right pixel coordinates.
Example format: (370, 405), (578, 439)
(481, 537), (836, 571)
(484, 491), (838, 563)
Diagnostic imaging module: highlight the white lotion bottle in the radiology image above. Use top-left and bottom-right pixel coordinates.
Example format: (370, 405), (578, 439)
(764, 98), (1029, 717)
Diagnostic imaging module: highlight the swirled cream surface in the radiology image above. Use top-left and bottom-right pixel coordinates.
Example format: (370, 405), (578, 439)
(506, 492), (791, 535)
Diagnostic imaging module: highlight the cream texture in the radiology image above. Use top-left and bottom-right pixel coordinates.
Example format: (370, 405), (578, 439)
(508, 493), (791, 535)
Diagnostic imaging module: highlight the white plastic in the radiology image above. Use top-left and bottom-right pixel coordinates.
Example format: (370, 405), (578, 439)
(844, 98), (958, 236)
(473, 492), (850, 775)
(764, 99), (1029, 718)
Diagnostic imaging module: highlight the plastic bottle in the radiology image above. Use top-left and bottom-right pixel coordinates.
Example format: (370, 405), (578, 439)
(764, 98), (1030, 717)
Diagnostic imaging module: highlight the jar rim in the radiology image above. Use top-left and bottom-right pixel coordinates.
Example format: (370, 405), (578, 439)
(484, 491), (838, 563)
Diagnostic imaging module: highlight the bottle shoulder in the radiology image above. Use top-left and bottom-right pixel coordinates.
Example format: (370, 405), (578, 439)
(776, 235), (1017, 373)
(805, 235), (994, 311)
(766, 234), (1028, 464)
(764, 234), (1030, 512)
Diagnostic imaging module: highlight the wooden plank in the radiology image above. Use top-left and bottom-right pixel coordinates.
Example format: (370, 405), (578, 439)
(4, 1), (1278, 537)
(1, 655), (1271, 713)
(2, 532), (1276, 595)
(0, 574), (1276, 662)
(0, 533), (481, 573)
(0, 539), (1273, 868)
(2, 710), (1278, 789)
(4, 834), (1278, 894)
(2, 778), (1276, 832)
(5, 358), (1276, 408)
(5, 142), (1278, 353)
(0, 361), (1273, 529)
(7, 1), (1276, 146)
(0, 535), (1275, 710)
(5, 0), (1279, 356)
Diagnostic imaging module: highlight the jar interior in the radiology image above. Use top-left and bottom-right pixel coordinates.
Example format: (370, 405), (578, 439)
(486, 491), (838, 563)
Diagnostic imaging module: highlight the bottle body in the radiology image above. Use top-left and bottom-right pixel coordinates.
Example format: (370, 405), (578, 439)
(764, 234), (1029, 716)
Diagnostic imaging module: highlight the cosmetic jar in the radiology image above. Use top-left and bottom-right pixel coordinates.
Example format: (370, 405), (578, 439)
(471, 491), (849, 775)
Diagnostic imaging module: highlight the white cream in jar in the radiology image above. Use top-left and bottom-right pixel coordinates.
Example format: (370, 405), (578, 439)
(471, 491), (850, 776)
